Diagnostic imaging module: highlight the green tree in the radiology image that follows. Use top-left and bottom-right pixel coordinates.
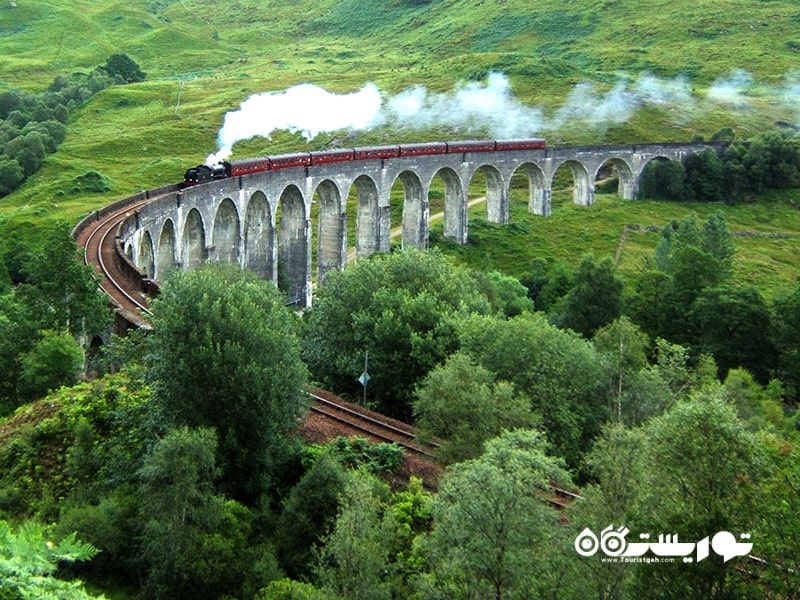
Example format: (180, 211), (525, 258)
(644, 213), (735, 345)
(653, 213), (703, 273)
(578, 391), (767, 599)
(17, 329), (84, 402)
(258, 579), (332, 600)
(459, 313), (609, 467)
(413, 351), (536, 463)
(148, 263), (308, 501)
(0, 158), (24, 197)
(0, 90), (21, 119)
(722, 367), (784, 426)
(0, 294), (38, 410)
(772, 281), (800, 401)
(56, 487), (140, 584)
(138, 427), (276, 599)
(567, 424), (648, 599)
(683, 147), (724, 202)
(98, 54), (146, 83)
(302, 249), (490, 419)
(664, 245), (726, 342)
(627, 267), (671, 341)
(16, 222), (111, 341)
(5, 132), (47, 177)
(315, 472), (393, 600)
(689, 284), (776, 383)
(520, 258), (574, 313)
(700, 211), (735, 277)
(722, 132), (800, 197)
(632, 390), (766, 599)
(638, 158), (685, 200)
(471, 270), (534, 317)
(593, 316), (650, 423)
(650, 337), (717, 400)
(752, 440), (800, 597)
(385, 476), (432, 595)
(559, 255), (623, 338)
(416, 430), (570, 599)
(276, 455), (350, 578)
(721, 142), (750, 200)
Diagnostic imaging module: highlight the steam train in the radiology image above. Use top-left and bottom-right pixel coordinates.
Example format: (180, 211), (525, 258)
(183, 138), (546, 186)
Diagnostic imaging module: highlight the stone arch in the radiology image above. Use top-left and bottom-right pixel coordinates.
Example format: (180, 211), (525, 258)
(551, 159), (593, 206)
(468, 165), (505, 224)
(181, 208), (206, 271)
(391, 171), (425, 249)
(352, 175), (380, 257)
(510, 162), (548, 216)
(636, 155), (682, 200)
(432, 167), (466, 244)
(594, 158), (636, 200)
(243, 191), (274, 281)
(156, 219), (177, 281)
(314, 179), (345, 283)
(277, 185), (308, 305)
(137, 230), (155, 278)
(212, 198), (241, 264)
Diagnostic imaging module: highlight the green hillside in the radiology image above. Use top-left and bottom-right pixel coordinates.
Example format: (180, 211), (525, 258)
(4, 6), (800, 598)
(1, 0), (800, 280)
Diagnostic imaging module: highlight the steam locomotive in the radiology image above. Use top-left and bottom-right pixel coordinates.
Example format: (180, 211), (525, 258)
(183, 138), (546, 186)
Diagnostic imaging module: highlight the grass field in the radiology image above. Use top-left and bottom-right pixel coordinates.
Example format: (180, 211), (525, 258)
(1, 0), (800, 294)
(438, 190), (800, 299)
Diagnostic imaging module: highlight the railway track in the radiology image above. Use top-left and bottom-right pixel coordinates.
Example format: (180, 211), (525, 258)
(75, 198), (154, 328)
(307, 390), (580, 508)
(308, 390), (440, 459)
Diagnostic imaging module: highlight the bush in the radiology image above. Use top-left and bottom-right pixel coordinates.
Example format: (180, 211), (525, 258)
(639, 158), (685, 200)
(328, 436), (406, 474)
(0, 158), (24, 197)
(98, 54), (146, 84)
(17, 330), (85, 402)
(71, 170), (112, 194)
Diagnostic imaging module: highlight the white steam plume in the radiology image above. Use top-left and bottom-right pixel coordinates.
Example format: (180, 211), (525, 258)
(207, 83), (383, 164)
(551, 80), (638, 129)
(384, 72), (545, 138)
(781, 72), (800, 126)
(707, 69), (753, 107)
(206, 70), (795, 164)
(634, 73), (694, 108)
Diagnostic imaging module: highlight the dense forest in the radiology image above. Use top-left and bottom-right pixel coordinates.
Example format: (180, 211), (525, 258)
(2, 201), (800, 597)
(3, 0), (800, 598)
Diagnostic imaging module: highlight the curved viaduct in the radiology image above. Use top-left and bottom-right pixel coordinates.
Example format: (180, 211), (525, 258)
(117, 141), (725, 307)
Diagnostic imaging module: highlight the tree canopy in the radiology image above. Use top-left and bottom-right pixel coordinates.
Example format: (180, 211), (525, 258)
(458, 312), (609, 467)
(148, 264), (308, 501)
(302, 249), (491, 419)
(417, 430), (570, 599)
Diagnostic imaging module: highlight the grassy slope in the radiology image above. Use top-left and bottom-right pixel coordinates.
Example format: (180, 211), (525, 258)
(0, 0), (799, 286)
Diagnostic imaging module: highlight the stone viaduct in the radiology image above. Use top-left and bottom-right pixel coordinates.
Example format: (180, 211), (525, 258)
(118, 141), (726, 307)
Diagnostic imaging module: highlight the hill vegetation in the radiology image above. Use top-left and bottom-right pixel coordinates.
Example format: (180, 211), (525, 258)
(2, 0), (800, 219)
(2, 1), (800, 598)
(2, 0), (800, 289)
